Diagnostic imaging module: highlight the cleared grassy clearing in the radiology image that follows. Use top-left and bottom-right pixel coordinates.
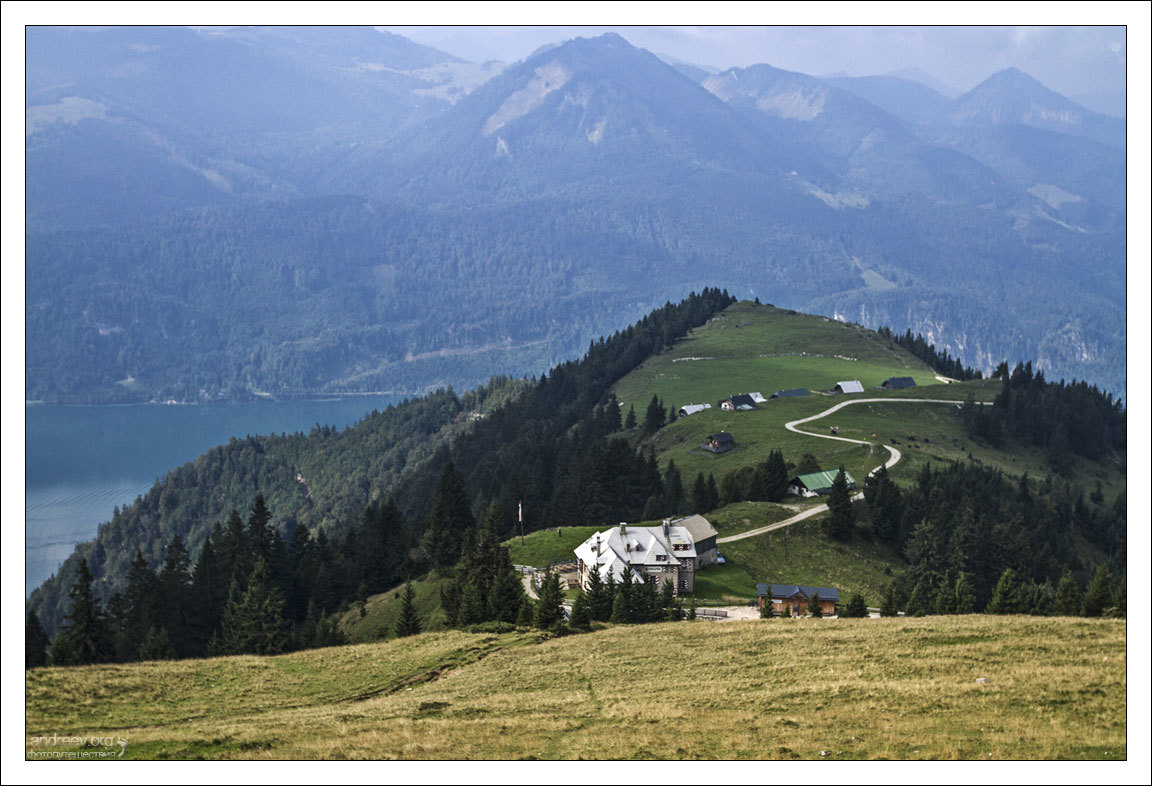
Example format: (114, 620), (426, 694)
(338, 572), (452, 643)
(505, 526), (601, 569)
(26, 617), (1125, 760)
(612, 301), (939, 418)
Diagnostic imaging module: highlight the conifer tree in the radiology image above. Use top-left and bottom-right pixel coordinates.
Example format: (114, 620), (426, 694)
(26, 610), (49, 669)
(1082, 564), (1115, 617)
(394, 581), (422, 638)
(533, 570), (564, 630)
(687, 595), (697, 620)
(610, 588), (628, 624)
(796, 453), (821, 475)
(780, 601), (791, 618)
(842, 592), (868, 618)
(50, 558), (111, 666)
(825, 466), (855, 541)
(585, 563), (610, 621)
(691, 472), (709, 514)
(459, 581), (485, 626)
(644, 395), (665, 436)
(954, 573), (976, 614)
(624, 405), (637, 430)
(1055, 569), (1082, 616)
(157, 534), (194, 657)
(764, 449), (790, 502)
(660, 578), (675, 617)
(905, 580), (931, 617)
(569, 587), (591, 630)
(515, 597), (535, 627)
(934, 569), (956, 615)
(137, 627), (176, 661)
(880, 582), (900, 617)
(217, 557), (289, 655)
(664, 460), (684, 514)
(985, 568), (1022, 614)
(421, 461), (477, 569)
(808, 592), (823, 618)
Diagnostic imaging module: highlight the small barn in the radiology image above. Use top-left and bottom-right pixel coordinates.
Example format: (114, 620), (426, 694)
(882, 376), (917, 390)
(788, 469), (855, 497)
(771, 388), (809, 399)
(678, 403), (712, 418)
(704, 432), (735, 453)
(720, 394), (759, 411)
(757, 583), (840, 617)
(832, 380), (864, 394)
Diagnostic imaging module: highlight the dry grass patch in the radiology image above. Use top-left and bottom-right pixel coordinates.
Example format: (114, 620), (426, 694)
(26, 617), (1124, 760)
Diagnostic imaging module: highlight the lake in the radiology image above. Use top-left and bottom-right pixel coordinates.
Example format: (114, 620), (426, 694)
(24, 396), (403, 596)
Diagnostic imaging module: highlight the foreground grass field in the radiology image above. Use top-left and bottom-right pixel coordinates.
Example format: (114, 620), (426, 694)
(26, 616), (1125, 760)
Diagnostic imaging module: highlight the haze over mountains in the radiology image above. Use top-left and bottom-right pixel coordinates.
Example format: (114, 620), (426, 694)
(25, 27), (1127, 402)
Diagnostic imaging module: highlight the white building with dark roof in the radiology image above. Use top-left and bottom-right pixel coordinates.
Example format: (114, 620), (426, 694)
(574, 521), (697, 594)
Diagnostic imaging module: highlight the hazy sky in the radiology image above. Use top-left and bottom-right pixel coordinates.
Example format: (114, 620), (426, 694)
(381, 25), (1127, 102)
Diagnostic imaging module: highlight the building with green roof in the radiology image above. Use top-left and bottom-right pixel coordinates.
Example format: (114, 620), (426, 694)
(788, 469), (856, 497)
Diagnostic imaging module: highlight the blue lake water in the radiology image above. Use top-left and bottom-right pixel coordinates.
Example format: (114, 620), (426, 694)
(25, 396), (403, 595)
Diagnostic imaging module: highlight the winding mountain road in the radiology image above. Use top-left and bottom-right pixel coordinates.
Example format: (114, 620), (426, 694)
(716, 397), (981, 544)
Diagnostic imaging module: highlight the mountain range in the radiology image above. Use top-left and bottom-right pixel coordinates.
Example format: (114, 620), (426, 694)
(24, 27), (1127, 401)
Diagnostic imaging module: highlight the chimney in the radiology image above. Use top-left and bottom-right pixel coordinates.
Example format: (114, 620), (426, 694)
(619, 521), (627, 536)
(595, 535), (601, 557)
(663, 518), (670, 539)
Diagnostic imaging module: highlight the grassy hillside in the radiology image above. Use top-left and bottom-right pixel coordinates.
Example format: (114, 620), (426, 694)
(25, 617), (1126, 760)
(612, 300), (941, 416)
(338, 572), (453, 644)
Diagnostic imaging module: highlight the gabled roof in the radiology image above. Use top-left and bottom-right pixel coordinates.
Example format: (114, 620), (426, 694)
(834, 380), (864, 394)
(749, 392), (767, 403)
(757, 583), (841, 602)
(710, 432), (735, 445)
(679, 403), (712, 416)
(883, 376), (917, 389)
(791, 469), (856, 490)
(672, 514), (718, 544)
(574, 525), (697, 578)
(723, 393), (758, 409)
(771, 388), (809, 398)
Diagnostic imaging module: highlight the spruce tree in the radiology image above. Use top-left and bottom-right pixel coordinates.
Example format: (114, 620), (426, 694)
(26, 610), (49, 669)
(691, 472), (709, 514)
(137, 627), (176, 661)
(796, 453), (821, 475)
(764, 449), (789, 502)
(842, 592), (868, 618)
(624, 405), (637, 430)
(1082, 564), (1115, 617)
(664, 460), (684, 514)
(515, 596), (535, 627)
(569, 587), (591, 630)
(459, 581), (485, 626)
(880, 583), (900, 617)
(533, 570), (564, 630)
(1055, 569), (1082, 616)
(807, 592), (823, 618)
(985, 568), (1022, 614)
(934, 569), (957, 615)
(954, 573), (976, 614)
(687, 596), (697, 620)
(780, 602), (791, 618)
(421, 461), (477, 569)
(50, 558), (111, 666)
(644, 395), (665, 436)
(706, 473), (721, 512)
(610, 589), (628, 624)
(395, 581), (422, 637)
(825, 466), (855, 541)
(586, 564), (610, 621)
(905, 580), (931, 617)
(217, 557), (289, 655)
(660, 578), (675, 618)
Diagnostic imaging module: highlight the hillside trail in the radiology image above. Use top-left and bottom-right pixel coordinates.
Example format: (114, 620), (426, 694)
(715, 397), (982, 544)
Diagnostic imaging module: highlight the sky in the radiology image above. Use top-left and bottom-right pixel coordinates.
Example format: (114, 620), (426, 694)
(380, 25), (1128, 107)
